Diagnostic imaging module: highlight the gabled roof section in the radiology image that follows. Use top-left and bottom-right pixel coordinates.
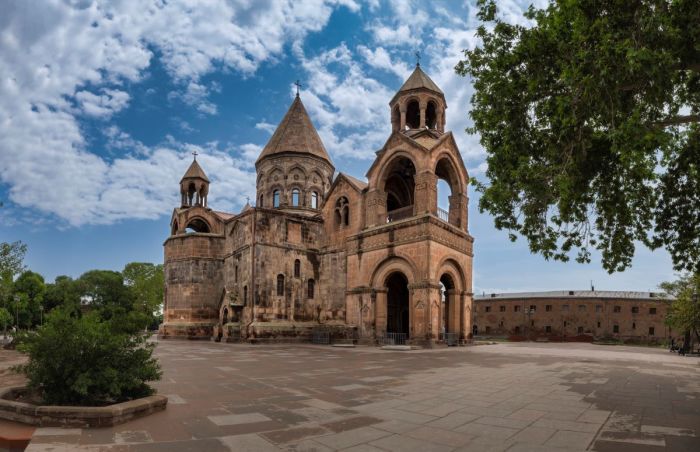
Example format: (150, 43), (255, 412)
(328, 173), (368, 196)
(256, 95), (332, 166)
(180, 159), (209, 182)
(391, 65), (444, 104)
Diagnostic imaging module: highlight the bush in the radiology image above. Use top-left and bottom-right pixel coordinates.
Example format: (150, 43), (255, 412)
(16, 308), (161, 406)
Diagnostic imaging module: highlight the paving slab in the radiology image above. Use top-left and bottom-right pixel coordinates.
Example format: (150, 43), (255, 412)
(0, 341), (697, 452)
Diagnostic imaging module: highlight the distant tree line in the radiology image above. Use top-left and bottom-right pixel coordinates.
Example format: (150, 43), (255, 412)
(0, 240), (164, 335)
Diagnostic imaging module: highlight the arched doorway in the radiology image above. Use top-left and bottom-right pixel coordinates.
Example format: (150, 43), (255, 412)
(385, 272), (409, 336)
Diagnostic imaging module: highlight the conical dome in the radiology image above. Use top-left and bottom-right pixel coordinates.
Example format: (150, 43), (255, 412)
(180, 158), (209, 183)
(390, 64), (444, 104)
(256, 96), (332, 166)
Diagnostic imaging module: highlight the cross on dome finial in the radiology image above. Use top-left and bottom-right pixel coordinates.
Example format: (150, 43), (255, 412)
(294, 80), (303, 97)
(192, 150), (199, 161)
(415, 50), (421, 67)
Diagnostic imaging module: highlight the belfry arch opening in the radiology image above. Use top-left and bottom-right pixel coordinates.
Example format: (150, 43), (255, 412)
(185, 218), (210, 233)
(383, 157), (415, 220)
(426, 101), (437, 129)
(405, 100), (420, 129)
(385, 272), (409, 336)
(435, 157), (461, 226)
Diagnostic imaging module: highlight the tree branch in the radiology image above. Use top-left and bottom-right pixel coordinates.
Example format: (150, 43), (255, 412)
(653, 114), (700, 127)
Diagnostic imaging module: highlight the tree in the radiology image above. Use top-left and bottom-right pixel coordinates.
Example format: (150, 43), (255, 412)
(122, 263), (164, 318)
(13, 271), (45, 327)
(661, 272), (700, 343)
(16, 308), (161, 406)
(43, 276), (81, 314)
(0, 241), (27, 280)
(0, 308), (11, 337)
(456, 0), (700, 273)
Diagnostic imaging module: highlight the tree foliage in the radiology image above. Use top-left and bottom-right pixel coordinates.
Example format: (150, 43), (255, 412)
(122, 262), (164, 317)
(16, 308), (162, 406)
(456, 0), (700, 273)
(661, 272), (700, 339)
(0, 241), (27, 280)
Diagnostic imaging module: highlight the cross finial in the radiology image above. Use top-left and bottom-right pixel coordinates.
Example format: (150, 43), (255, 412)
(294, 80), (302, 97)
(245, 196), (250, 205)
(192, 150), (199, 161)
(415, 51), (421, 67)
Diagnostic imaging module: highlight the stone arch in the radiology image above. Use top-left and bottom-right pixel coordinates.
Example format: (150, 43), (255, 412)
(405, 98), (420, 129)
(378, 153), (417, 213)
(185, 217), (211, 233)
(288, 184), (304, 207)
(426, 100), (438, 129)
(267, 166), (284, 184)
(370, 256), (417, 289)
(435, 257), (467, 338)
(287, 165), (308, 185)
(307, 186), (322, 209)
(391, 104), (400, 132)
(171, 219), (179, 235)
(434, 257), (467, 291)
(434, 153), (465, 195)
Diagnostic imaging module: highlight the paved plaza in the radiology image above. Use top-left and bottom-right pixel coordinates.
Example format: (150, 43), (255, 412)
(2, 340), (700, 451)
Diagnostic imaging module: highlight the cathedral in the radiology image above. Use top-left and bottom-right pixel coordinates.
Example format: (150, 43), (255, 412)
(159, 65), (474, 346)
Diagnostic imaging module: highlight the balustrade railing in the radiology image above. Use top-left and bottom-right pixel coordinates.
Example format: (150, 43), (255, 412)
(437, 207), (450, 223)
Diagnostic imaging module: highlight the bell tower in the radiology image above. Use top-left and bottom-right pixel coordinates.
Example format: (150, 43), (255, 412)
(180, 153), (210, 208)
(389, 62), (446, 134)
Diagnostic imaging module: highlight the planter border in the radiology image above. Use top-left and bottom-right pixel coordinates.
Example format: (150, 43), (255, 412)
(0, 386), (167, 427)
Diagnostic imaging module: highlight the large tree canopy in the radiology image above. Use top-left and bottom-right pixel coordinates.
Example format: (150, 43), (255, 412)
(456, 0), (700, 273)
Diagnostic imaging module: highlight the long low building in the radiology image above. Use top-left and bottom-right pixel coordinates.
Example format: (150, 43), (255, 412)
(473, 290), (675, 343)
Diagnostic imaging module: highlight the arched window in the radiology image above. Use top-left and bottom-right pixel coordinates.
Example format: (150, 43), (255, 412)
(171, 220), (179, 235)
(294, 259), (301, 278)
(426, 101), (437, 129)
(335, 197), (349, 227)
(243, 286), (248, 304)
(292, 188), (300, 206)
(223, 308), (229, 324)
(276, 274), (284, 296)
(307, 279), (315, 298)
(273, 190), (280, 208)
(235, 265), (239, 282)
(259, 194), (264, 207)
(311, 191), (319, 209)
(185, 218), (210, 233)
(406, 99), (420, 129)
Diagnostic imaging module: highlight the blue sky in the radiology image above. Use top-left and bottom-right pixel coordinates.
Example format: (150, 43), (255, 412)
(0, 0), (676, 293)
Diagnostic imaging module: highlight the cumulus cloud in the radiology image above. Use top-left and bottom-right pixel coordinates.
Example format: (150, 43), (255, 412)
(0, 0), (358, 226)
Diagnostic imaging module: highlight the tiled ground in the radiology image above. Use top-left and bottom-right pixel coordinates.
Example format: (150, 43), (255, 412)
(3, 340), (700, 451)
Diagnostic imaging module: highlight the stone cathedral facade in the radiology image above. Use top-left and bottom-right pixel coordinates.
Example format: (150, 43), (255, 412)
(159, 65), (474, 346)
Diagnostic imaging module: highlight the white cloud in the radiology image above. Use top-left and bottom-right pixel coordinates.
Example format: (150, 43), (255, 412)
(357, 45), (411, 80)
(255, 122), (277, 134)
(75, 89), (130, 118)
(0, 0), (358, 226)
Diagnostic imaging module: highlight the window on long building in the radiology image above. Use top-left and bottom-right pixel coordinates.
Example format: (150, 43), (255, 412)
(294, 259), (300, 278)
(276, 274), (284, 296)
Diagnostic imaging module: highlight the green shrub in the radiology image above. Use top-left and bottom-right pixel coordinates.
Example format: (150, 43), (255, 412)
(16, 308), (161, 406)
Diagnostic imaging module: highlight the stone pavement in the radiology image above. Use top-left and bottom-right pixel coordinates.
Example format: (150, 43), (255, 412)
(3, 340), (699, 451)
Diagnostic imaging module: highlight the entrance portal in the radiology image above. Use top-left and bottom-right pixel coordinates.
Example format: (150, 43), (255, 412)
(386, 272), (409, 336)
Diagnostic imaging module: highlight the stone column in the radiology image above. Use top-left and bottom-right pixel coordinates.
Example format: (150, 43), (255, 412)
(448, 192), (468, 229)
(374, 288), (388, 337)
(437, 110), (444, 132)
(414, 171), (438, 215)
(419, 100), (426, 129)
(446, 289), (459, 334)
(462, 291), (474, 343)
(409, 282), (442, 343)
(400, 107), (407, 131)
(365, 189), (387, 227)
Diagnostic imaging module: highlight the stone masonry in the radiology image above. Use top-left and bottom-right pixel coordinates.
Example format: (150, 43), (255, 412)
(159, 65), (475, 345)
